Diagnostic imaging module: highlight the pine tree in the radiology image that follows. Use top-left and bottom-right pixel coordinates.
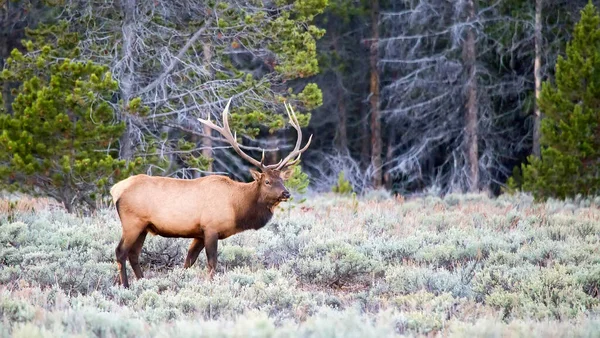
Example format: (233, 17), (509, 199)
(0, 41), (145, 212)
(518, 2), (600, 200)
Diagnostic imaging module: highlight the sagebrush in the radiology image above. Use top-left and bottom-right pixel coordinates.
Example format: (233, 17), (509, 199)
(1, 193), (599, 337)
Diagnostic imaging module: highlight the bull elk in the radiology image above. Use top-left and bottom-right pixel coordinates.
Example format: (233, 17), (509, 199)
(110, 99), (312, 287)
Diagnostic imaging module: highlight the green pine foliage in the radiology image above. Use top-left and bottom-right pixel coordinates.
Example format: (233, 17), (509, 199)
(332, 171), (353, 195)
(0, 44), (144, 212)
(204, 0), (326, 140)
(280, 164), (310, 213)
(517, 2), (600, 200)
(285, 164), (310, 196)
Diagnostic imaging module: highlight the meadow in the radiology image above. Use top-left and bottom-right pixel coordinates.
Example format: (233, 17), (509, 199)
(1, 192), (599, 337)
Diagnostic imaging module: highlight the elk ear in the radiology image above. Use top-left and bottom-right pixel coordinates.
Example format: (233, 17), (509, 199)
(280, 167), (294, 181)
(250, 169), (262, 181)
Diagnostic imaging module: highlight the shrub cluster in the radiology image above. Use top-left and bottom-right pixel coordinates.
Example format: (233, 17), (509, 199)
(0, 193), (599, 337)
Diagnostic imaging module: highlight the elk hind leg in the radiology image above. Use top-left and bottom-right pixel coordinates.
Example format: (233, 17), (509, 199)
(128, 230), (148, 279)
(115, 221), (147, 288)
(184, 238), (205, 268)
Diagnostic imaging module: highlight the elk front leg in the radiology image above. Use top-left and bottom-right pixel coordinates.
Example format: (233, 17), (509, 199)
(184, 238), (205, 268)
(204, 232), (219, 280)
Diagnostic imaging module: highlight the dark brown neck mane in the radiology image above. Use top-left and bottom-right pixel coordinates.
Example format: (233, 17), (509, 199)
(233, 182), (275, 231)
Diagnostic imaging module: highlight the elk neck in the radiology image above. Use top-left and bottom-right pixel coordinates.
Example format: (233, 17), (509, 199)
(234, 181), (275, 231)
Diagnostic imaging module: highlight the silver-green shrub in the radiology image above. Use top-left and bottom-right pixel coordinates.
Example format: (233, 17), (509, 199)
(1, 193), (599, 337)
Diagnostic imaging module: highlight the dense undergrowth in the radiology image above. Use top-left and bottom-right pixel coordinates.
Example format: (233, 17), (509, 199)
(1, 192), (600, 337)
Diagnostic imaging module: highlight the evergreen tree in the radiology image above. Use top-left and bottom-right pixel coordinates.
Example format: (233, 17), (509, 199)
(0, 41), (146, 212)
(518, 2), (600, 200)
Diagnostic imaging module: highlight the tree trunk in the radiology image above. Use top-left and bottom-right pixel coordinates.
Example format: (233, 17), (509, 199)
(384, 128), (395, 190)
(63, 201), (74, 214)
(201, 123), (213, 172)
(335, 83), (348, 152)
(330, 28), (348, 152)
(267, 134), (278, 166)
(60, 189), (75, 214)
(533, 0), (542, 158)
(369, 0), (383, 188)
(361, 110), (370, 169)
(1, 1), (11, 113)
(463, 0), (479, 192)
(118, 0), (137, 161)
(202, 42), (213, 172)
(119, 119), (135, 160)
(0, 0), (11, 64)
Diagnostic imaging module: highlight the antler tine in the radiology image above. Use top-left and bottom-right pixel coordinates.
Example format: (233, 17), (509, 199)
(287, 102), (302, 129)
(270, 102), (313, 170)
(222, 100), (232, 136)
(286, 153), (302, 168)
(198, 98), (263, 169)
(262, 157), (284, 169)
(286, 133), (313, 167)
(197, 110), (223, 134)
(259, 149), (285, 168)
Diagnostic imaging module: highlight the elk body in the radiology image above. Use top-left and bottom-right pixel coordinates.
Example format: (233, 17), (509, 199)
(111, 100), (311, 287)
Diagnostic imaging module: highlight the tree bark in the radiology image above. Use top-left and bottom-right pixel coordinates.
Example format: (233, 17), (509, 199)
(267, 134), (279, 166)
(463, 0), (479, 192)
(360, 110), (370, 169)
(0, 0), (8, 64)
(369, 0), (382, 188)
(1, 3), (8, 113)
(335, 83), (348, 152)
(202, 42), (213, 172)
(118, 0), (137, 161)
(60, 189), (74, 214)
(1, 0), (15, 114)
(533, 0), (543, 158)
(384, 128), (395, 190)
(330, 28), (348, 152)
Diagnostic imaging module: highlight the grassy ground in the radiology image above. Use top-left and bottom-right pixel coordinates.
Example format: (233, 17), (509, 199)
(1, 192), (599, 337)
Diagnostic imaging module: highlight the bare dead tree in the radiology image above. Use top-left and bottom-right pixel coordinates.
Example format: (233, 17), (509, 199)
(306, 150), (373, 194)
(369, 0), (383, 188)
(462, 0), (479, 192)
(378, 0), (534, 195)
(533, 0), (543, 158)
(54, 0), (322, 180)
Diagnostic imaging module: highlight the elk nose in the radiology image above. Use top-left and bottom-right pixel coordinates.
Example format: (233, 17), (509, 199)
(281, 191), (291, 199)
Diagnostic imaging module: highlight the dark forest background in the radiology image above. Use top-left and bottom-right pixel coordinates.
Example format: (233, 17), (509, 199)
(2, 0), (600, 211)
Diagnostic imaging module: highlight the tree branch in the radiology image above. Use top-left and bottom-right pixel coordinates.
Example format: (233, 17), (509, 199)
(137, 18), (213, 96)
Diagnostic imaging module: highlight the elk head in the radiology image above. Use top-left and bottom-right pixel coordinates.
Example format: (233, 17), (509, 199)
(198, 99), (312, 205)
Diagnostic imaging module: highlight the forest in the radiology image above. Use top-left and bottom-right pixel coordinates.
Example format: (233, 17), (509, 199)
(1, 0), (599, 210)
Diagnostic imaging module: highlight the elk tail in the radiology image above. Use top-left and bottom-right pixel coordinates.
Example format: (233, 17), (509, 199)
(110, 177), (133, 205)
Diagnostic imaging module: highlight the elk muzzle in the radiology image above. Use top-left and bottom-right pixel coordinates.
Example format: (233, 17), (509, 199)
(280, 190), (291, 201)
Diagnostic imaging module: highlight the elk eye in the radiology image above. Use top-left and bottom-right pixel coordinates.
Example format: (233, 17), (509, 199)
(265, 180), (270, 185)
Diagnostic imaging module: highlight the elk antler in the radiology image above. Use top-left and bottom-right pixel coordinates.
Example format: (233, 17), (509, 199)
(197, 98), (263, 169)
(274, 102), (313, 170)
(197, 98), (312, 171)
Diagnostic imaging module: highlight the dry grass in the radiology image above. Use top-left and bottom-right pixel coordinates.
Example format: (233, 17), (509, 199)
(0, 196), (58, 214)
